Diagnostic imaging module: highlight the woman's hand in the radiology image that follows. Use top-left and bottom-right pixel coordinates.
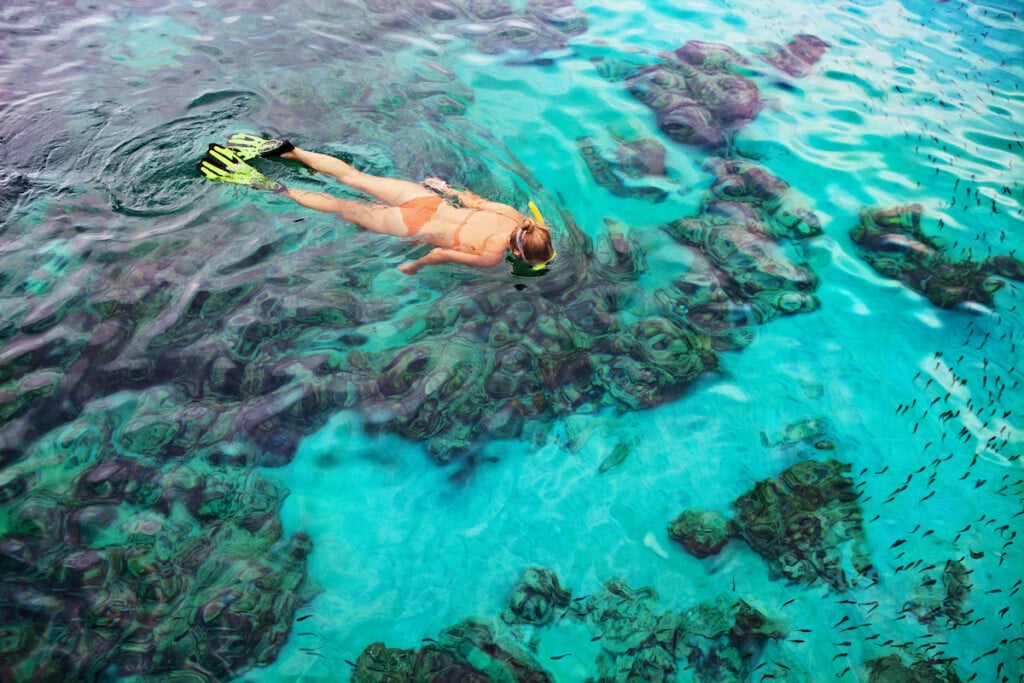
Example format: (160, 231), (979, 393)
(421, 177), (449, 194)
(398, 261), (421, 275)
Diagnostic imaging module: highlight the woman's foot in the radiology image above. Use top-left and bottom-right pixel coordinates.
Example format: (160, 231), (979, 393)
(197, 145), (286, 192)
(225, 133), (295, 160)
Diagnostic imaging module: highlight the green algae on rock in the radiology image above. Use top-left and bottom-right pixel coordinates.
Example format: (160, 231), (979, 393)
(903, 558), (972, 627)
(667, 509), (732, 559)
(351, 620), (553, 683)
(668, 459), (875, 591)
(850, 203), (1024, 310)
(502, 566), (573, 627)
(0, 417), (318, 682)
(656, 157), (822, 351)
(866, 653), (962, 683)
(573, 579), (785, 683)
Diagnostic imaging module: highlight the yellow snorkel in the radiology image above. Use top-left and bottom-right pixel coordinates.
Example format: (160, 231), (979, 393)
(528, 200), (545, 226)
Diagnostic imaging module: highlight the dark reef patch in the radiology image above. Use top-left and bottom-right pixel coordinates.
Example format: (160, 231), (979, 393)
(656, 156), (822, 349)
(351, 568), (786, 683)
(850, 203), (1024, 309)
(668, 459), (876, 592)
(0, 409), (318, 682)
(351, 621), (553, 682)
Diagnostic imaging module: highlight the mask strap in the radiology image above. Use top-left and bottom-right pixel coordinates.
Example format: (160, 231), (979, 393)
(514, 225), (528, 257)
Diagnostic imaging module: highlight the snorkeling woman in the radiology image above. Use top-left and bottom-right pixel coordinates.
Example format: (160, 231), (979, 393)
(197, 134), (556, 276)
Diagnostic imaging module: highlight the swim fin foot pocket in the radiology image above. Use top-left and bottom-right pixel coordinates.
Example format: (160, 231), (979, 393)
(197, 144), (286, 193)
(225, 132), (295, 159)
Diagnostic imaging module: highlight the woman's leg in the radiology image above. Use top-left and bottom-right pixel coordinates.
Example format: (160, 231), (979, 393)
(281, 147), (430, 206)
(281, 188), (410, 237)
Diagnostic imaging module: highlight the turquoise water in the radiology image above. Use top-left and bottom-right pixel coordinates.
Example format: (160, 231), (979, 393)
(1, 0), (1022, 681)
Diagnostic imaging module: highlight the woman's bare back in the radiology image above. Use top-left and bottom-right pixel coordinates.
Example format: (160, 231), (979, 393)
(412, 201), (524, 256)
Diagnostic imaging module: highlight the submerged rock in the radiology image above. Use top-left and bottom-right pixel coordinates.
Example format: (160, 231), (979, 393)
(658, 156), (821, 343)
(502, 567), (572, 626)
(571, 579), (785, 682)
(351, 620), (553, 683)
(756, 34), (830, 77)
(903, 558), (972, 627)
(613, 41), (763, 149)
(576, 136), (669, 202)
(667, 509), (732, 558)
(850, 204), (1024, 309)
(0, 426), (318, 682)
(760, 416), (834, 450)
(669, 459), (875, 591)
(866, 653), (962, 683)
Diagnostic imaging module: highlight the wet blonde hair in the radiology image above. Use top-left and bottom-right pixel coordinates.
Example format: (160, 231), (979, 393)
(512, 219), (554, 265)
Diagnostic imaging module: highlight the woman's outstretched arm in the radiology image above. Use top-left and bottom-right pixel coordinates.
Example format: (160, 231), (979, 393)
(398, 247), (505, 275)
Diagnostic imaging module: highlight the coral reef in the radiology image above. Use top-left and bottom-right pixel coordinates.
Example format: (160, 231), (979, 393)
(656, 157), (822, 349)
(0, 81), (723, 476)
(594, 219), (647, 283)
(0, 409), (318, 682)
(573, 579), (785, 682)
(703, 157), (823, 239)
(866, 653), (962, 683)
(850, 204), (1024, 309)
(760, 416), (835, 451)
(610, 133), (669, 179)
(502, 567), (573, 626)
(0, 24), (829, 471)
(346, 279), (719, 459)
(0, 8), (878, 680)
(625, 41), (762, 148)
(350, 621), (553, 682)
(668, 459), (875, 591)
(903, 558), (972, 627)
(576, 134), (670, 202)
(667, 510), (732, 558)
(756, 34), (831, 77)
(589, 34), (828, 149)
(365, 568), (787, 682)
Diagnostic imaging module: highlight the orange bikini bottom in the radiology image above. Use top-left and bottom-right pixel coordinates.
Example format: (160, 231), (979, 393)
(399, 195), (444, 235)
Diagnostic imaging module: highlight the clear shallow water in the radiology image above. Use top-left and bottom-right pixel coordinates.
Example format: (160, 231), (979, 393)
(1, 1), (1022, 682)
